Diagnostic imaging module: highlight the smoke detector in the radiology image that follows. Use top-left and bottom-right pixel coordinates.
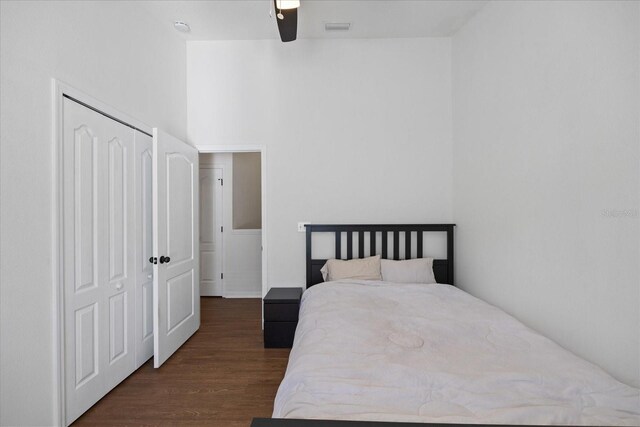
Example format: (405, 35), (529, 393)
(174, 21), (191, 33)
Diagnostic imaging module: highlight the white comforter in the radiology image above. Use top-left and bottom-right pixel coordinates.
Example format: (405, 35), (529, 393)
(273, 281), (640, 425)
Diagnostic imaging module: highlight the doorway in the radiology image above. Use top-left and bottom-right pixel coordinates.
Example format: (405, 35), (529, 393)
(198, 149), (266, 299)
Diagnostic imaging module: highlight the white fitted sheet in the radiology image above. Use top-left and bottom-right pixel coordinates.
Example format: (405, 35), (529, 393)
(273, 281), (640, 425)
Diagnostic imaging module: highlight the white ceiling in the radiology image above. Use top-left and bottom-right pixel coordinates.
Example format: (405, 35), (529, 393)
(138, 1), (488, 41)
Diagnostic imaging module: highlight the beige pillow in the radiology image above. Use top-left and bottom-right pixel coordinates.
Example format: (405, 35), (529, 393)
(320, 255), (382, 282)
(381, 258), (436, 284)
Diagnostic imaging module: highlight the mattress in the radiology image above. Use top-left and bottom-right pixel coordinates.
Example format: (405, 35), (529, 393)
(273, 281), (640, 425)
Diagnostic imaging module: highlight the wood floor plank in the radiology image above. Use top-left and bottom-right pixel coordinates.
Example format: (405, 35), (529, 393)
(74, 298), (290, 426)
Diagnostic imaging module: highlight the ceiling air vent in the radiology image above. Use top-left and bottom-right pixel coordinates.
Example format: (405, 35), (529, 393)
(325, 22), (351, 32)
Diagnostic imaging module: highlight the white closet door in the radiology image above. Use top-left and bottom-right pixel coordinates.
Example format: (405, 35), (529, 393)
(63, 98), (136, 424)
(200, 167), (223, 296)
(134, 131), (154, 367)
(152, 128), (200, 368)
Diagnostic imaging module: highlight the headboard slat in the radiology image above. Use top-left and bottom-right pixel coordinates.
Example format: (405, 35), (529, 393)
(370, 231), (376, 257)
(381, 232), (388, 259)
(393, 231), (400, 260)
(405, 232), (411, 260)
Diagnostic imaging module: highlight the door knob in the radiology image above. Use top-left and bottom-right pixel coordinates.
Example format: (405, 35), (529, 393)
(159, 256), (171, 264)
(149, 257), (157, 264)
(115, 282), (123, 290)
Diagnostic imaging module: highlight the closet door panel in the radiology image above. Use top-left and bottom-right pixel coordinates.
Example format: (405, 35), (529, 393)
(63, 98), (136, 424)
(152, 128), (200, 368)
(166, 153), (195, 266)
(108, 138), (126, 281)
(102, 116), (136, 392)
(134, 131), (154, 367)
(73, 126), (98, 293)
(63, 99), (106, 424)
(106, 137), (128, 369)
(108, 292), (127, 362)
(74, 303), (99, 387)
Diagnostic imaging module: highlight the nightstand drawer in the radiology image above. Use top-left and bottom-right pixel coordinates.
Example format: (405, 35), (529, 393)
(264, 303), (299, 322)
(264, 322), (297, 348)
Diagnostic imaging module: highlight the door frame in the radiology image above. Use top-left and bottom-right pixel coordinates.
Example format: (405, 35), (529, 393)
(52, 79), (153, 426)
(195, 145), (268, 303)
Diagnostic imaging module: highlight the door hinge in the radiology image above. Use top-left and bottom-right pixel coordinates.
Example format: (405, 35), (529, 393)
(218, 178), (223, 186)
(221, 273), (224, 279)
(221, 226), (224, 232)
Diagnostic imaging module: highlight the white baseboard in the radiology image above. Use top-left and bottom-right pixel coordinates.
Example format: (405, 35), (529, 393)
(223, 291), (262, 299)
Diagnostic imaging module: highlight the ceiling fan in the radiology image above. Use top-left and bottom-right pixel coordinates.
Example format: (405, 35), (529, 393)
(272, 0), (299, 42)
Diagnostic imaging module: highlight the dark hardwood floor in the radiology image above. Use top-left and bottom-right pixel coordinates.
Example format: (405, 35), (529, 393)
(74, 298), (290, 427)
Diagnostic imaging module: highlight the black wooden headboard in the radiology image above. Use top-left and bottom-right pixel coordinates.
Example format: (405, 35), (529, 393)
(305, 224), (455, 288)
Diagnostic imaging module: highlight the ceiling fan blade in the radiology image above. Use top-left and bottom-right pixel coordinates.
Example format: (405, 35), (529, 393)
(273, 0), (297, 42)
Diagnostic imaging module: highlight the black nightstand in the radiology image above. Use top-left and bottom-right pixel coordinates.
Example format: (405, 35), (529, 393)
(264, 287), (303, 348)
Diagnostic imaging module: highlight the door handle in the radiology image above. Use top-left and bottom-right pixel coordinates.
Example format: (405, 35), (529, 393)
(115, 282), (123, 290)
(159, 256), (171, 264)
(149, 257), (157, 264)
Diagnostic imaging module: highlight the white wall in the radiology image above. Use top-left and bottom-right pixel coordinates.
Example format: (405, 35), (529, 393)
(452, 1), (639, 386)
(233, 152), (262, 230)
(188, 38), (453, 290)
(0, 2), (186, 424)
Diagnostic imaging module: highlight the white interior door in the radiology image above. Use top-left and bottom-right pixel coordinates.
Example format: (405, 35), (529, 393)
(200, 167), (223, 296)
(134, 131), (154, 367)
(63, 98), (136, 424)
(152, 128), (200, 368)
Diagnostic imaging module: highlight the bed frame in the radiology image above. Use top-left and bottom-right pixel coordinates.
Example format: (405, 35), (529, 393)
(305, 224), (456, 288)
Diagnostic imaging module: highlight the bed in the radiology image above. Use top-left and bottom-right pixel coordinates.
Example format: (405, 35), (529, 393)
(271, 224), (640, 426)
